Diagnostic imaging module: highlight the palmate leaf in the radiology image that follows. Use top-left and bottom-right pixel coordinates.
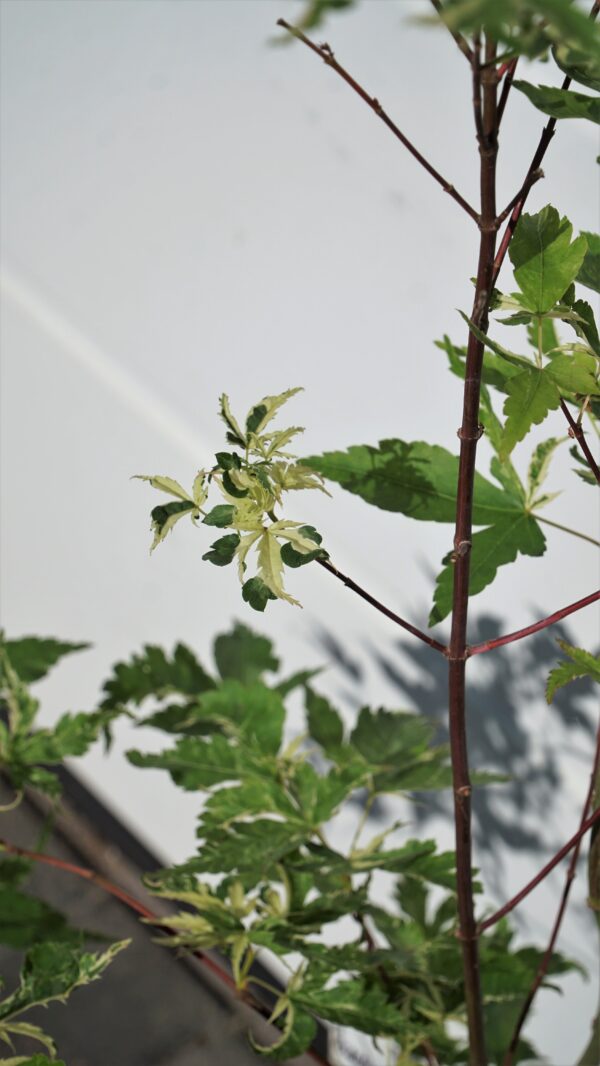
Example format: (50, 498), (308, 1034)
(513, 81), (600, 124)
(101, 643), (214, 709)
(304, 440), (523, 525)
(1, 638), (89, 684)
(128, 732), (246, 790)
(499, 367), (561, 459)
(546, 641), (600, 703)
(430, 515), (545, 625)
(0, 886), (77, 950)
(509, 207), (588, 314)
(213, 622), (279, 684)
(0, 940), (128, 1025)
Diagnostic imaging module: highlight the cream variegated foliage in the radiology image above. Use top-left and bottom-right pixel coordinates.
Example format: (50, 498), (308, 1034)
(136, 389), (328, 609)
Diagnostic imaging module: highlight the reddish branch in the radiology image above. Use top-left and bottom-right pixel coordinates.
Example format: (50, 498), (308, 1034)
(446, 33), (500, 1065)
(502, 723), (600, 1065)
(496, 58), (518, 127)
(429, 0), (474, 62)
(317, 557), (447, 654)
(467, 589), (600, 656)
(560, 398), (600, 485)
(276, 19), (480, 223)
(0, 838), (332, 1066)
(477, 805), (600, 935)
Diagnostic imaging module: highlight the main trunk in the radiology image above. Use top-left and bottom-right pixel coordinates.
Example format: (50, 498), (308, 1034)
(448, 47), (498, 1066)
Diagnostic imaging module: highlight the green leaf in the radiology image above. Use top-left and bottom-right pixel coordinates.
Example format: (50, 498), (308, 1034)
(242, 577), (277, 612)
(304, 440), (523, 525)
(434, 0), (600, 61)
(127, 733), (243, 790)
(250, 1003), (317, 1060)
(221, 469), (249, 498)
(185, 680), (286, 754)
(545, 351), (600, 395)
(546, 641), (600, 703)
(571, 299), (600, 357)
(430, 516), (546, 625)
(509, 207), (588, 314)
(202, 504), (235, 528)
(500, 368), (560, 459)
(2, 637), (89, 684)
(578, 231), (600, 293)
(214, 622), (279, 683)
(513, 81), (600, 124)
(101, 643), (214, 709)
(0, 888), (76, 949)
(292, 977), (406, 1036)
(553, 43), (600, 92)
(149, 500), (196, 552)
(202, 533), (240, 566)
(305, 688), (344, 754)
(0, 940), (129, 1024)
(280, 525), (326, 567)
(191, 821), (308, 879)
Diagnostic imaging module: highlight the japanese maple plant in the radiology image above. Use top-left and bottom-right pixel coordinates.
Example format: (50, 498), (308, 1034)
(1, 2), (600, 1065)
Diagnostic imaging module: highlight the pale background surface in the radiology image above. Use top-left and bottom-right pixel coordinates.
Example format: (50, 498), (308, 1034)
(1, 1), (598, 1062)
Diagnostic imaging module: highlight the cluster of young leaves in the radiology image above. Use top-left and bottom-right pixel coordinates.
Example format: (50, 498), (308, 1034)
(0, 637), (132, 1064)
(0, 940), (128, 1063)
(103, 621), (572, 1063)
(137, 388), (330, 611)
(0, 637), (122, 799)
(303, 206), (599, 625)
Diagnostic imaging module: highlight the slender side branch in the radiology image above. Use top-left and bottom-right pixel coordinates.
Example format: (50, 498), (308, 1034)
(492, 71), (572, 285)
(0, 837), (333, 1066)
(561, 399), (600, 485)
(502, 723), (600, 1065)
(495, 167), (543, 229)
(429, 0), (474, 62)
(276, 19), (480, 223)
(496, 58), (518, 127)
(317, 557), (447, 654)
(535, 514), (600, 548)
(468, 589), (600, 656)
(477, 805), (600, 934)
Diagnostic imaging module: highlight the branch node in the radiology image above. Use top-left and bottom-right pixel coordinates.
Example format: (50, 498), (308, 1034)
(452, 539), (472, 559)
(457, 424), (485, 441)
(456, 785), (472, 798)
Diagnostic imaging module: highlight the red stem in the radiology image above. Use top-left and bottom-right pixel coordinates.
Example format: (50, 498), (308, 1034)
(276, 19), (480, 223)
(467, 589), (600, 657)
(477, 805), (600, 935)
(0, 837), (332, 1066)
(317, 557), (447, 654)
(502, 723), (600, 1065)
(429, 0), (474, 62)
(560, 399), (600, 485)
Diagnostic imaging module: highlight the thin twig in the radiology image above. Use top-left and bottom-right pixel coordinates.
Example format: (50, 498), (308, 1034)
(495, 167), (543, 229)
(502, 722), (600, 1066)
(561, 398), (600, 485)
(472, 33), (485, 145)
(429, 0), (474, 62)
(276, 19), (480, 224)
(477, 806), (600, 934)
(467, 589), (600, 656)
(0, 837), (333, 1066)
(317, 557), (447, 654)
(496, 58), (518, 127)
